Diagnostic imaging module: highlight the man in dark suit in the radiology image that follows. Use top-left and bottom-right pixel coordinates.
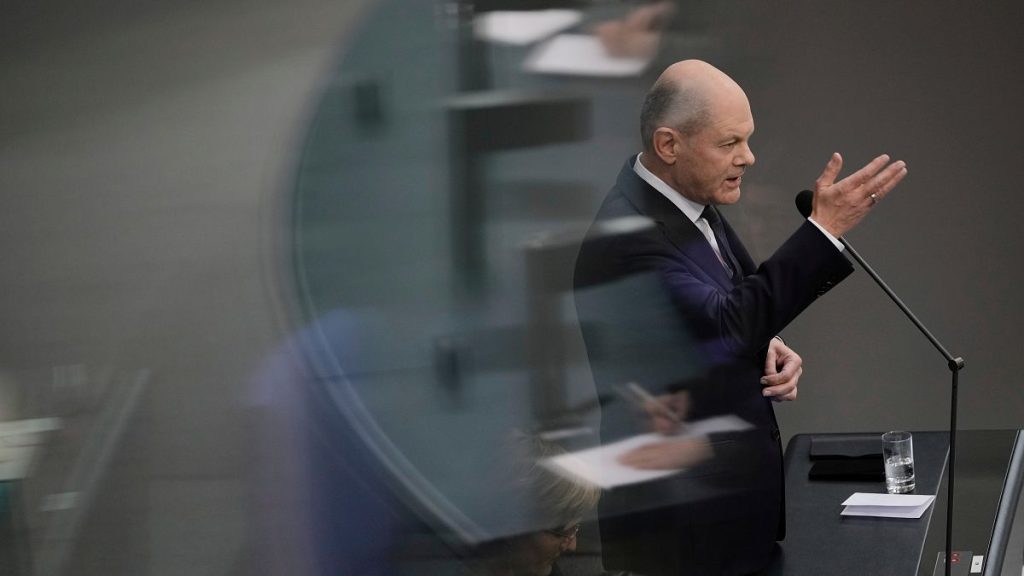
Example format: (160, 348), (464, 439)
(573, 60), (907, 575)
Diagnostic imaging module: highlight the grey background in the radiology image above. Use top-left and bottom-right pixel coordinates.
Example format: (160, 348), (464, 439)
(1, 0), (1022, 573)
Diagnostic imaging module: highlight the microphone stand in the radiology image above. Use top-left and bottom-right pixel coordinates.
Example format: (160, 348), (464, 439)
(839, 238), (964, 576)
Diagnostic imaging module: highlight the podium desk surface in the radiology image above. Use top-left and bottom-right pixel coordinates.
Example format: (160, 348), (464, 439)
(775, 430), (1023, 576)
(773, 431), (949, 576)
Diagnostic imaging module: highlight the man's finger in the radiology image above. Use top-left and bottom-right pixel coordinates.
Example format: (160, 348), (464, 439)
(760, 371), (789, 386)
(763, 381), (796, 398)
(866, 160), (908, 201)
(763, 363), (802, 387)
(838, 153), (891, 191)
(763, 347), (779, 376)
(814, 152), (844, 189)
(762, 358), (799, 385)
(760, 372), (792, 387)
(774, 388), (799, 402)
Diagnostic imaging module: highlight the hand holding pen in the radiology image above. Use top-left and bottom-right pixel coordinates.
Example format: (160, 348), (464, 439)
(616, 382), (711, 470)
(618, 382), (689, 435)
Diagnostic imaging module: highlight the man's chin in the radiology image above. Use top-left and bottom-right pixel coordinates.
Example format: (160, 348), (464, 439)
(716, 189), (742, 204)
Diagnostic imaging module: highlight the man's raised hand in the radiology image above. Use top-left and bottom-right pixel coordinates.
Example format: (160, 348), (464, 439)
(810, 152), (908, 238)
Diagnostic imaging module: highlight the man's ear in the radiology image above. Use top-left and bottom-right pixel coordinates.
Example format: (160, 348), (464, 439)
(651, 127), (679, 165)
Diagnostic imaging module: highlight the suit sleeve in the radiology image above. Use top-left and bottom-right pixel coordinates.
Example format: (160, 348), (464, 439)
(612, 220), (853, 363)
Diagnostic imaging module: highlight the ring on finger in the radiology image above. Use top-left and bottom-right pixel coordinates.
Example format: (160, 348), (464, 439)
(869, 193), (879, 205)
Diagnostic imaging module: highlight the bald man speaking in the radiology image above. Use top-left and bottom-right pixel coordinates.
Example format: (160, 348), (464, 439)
(574, 60), (907, 575)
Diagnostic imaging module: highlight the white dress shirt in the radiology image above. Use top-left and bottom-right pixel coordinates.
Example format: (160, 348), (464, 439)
(632, 153), (844, 254)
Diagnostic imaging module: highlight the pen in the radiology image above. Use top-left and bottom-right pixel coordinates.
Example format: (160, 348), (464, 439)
(616, 382), (686, 433)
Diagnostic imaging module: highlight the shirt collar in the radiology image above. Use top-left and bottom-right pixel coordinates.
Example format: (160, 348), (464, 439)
(632, 153), (706, 224)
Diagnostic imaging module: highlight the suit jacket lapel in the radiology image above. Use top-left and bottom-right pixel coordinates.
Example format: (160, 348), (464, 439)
(615, 159), (736, 292)
(719, 212), (756, 276)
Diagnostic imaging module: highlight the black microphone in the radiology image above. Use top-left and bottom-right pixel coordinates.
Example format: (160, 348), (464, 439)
(795, 189), (964, 576)
(794, 189), (813, 219)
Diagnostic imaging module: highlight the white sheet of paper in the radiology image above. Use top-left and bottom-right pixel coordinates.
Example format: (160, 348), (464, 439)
(541, 415), (753, 489)
(0, 417), (61, 438)
(0, 417), (61, 448)
(473, 10), (582, 46)
(523, 34), (651, 77)
(840, 492), (936, 519)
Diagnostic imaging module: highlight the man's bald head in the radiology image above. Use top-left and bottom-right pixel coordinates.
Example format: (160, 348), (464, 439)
(637, 60), (756, 205)
(639, 60), (745, 153)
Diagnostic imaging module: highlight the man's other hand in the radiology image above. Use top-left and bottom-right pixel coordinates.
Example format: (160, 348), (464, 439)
(761, 337), (801, 401)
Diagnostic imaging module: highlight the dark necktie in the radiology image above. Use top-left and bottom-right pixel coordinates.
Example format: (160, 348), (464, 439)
(701, 205), (742, 279)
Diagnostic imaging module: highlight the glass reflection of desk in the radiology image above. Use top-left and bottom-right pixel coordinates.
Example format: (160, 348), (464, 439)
(288, 0), (644, 544)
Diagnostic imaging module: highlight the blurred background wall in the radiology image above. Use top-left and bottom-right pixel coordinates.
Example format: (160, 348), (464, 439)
(0, 0), (368, 573)
(1, 0), (1022, 574)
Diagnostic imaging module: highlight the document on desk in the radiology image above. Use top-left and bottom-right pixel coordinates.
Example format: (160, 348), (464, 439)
(0, 417), (61, 444)
(474, 10), (582, 46)
(541, 415), (752, 489)
(523, 34), (652, 77)
(840, 492), (936, 519)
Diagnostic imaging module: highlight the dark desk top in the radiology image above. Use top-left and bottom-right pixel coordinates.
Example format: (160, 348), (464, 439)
(772, 431), (949, 576)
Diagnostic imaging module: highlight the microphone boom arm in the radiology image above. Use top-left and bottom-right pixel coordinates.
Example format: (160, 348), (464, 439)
(796, 189), (963, 576)
(839, 238), (964, 371)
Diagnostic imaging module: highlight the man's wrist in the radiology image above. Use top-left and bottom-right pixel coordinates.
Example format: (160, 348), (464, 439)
(807, 217), (845, 252)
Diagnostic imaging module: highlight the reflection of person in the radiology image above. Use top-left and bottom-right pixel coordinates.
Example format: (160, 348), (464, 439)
(593, 1), (676, 60)
(467, 434), (604, 576)
(248, 309), (410, 576)
(574, 60), (906, 575)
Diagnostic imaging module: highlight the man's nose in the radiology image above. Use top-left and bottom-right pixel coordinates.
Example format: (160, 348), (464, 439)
(737, 143), (755, 166)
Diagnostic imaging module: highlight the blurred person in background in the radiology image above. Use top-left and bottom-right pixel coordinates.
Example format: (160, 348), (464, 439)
(249, 310), (412, 576)
(593, 1), (676, 60)
(591, 0), (774, 82)
(463, 433), (632, 576)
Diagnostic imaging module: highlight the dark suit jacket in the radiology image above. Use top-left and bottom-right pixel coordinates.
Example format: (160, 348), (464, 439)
(574, 157), (853, 575)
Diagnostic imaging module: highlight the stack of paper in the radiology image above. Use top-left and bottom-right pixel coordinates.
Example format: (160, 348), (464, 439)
(474, 10), (582, 46)
(840, 492), (936, 518)
(541, 415), (752, 489)
(523, 34), (652, 78)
